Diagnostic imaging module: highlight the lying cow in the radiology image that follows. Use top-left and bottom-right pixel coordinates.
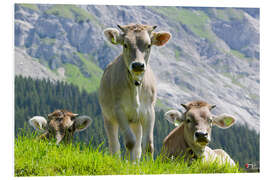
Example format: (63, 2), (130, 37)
(162, 100), (236, 166)
(29, 109), (92, 144)
(99, 23), (171, 161)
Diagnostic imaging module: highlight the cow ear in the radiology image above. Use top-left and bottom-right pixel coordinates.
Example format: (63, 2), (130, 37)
(74, 115), (93, 132)
(164, 110), (184, 127)
(104, 28), (122, 45)
(29, 116), (48, 132)
(151, 31), (171, 46)
(213, 114), (236, 129)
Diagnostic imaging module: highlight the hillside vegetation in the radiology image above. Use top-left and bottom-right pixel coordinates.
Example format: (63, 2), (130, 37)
(15, 76), (259, 169)
(15, 130), (241, 176)
(15, 5), (260, 131)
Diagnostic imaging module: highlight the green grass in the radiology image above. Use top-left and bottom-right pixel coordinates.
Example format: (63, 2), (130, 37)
(150, 7), (215, 42)
(19, 4), (39, 12)
(230, 49), (255, 63)
(174, 48), (181, 60)
(64, 53), (103, 93)
(222, 72), (245, 88)
(230, 49), (246, 59)
(215, 8), (245, 22)
(249, 93), (259, 101)
(40, 37), (56, 45)
(45, 4), (99, 24)
(15, 132), (241, 176)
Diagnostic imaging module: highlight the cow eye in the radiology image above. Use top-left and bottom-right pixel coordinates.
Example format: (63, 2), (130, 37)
(186, 118), (191, 123)
(147, 44), (151, 49)
(124, 44), (128, 49)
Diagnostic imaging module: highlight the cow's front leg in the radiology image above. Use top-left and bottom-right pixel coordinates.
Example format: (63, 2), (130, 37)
(104, 116), (120, 156)
(141, 106), (155, 158)
(115, 106), (136, 161)
(130, 123), (142, 161)
(55, 131), (64, 145)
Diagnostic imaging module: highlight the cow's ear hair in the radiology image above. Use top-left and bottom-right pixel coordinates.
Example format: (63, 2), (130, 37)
(73, 115), (93, 132)
(29, 116), (48, 132)
(213, 114), (236, 129)
(151, 31), (171, 46)
(104, 28), (122, 45)
(164, 110), (184, 127)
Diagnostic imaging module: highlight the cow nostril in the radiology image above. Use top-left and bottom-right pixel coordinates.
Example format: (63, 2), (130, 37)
(195, 132), (208, 138)
(132, 62), (145, 71)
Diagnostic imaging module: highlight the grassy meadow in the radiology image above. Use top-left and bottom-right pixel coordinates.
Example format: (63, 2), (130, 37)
(15, 131), (241, 176)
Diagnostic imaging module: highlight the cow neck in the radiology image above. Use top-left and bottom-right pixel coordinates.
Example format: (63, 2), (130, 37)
(186, 148), (198, 159)
(123, 56), (144, 87)
(126, 65), (144, 87)
(128, 72), (141, 111)
(126, 67), (134, 85)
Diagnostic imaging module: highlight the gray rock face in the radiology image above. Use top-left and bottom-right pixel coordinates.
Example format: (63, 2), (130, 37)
(15, 48), (62, 82)
(212, 14), (259, 59)
(14, 4), (260, 132)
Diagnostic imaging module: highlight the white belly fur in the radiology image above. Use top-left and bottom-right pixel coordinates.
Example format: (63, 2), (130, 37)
(203, 146), (236, 166)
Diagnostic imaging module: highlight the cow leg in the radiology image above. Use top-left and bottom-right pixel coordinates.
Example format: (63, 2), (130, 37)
(104, 117), (120, 156)
(65, 130), (74, 144)
(39, 131), (49, 140)
(55, 131), (64, 145)
(114, 107), (136, 161)
(141, 106), (155, 158)
(122, 125), (136, 161)
(130, 123), (142, 161)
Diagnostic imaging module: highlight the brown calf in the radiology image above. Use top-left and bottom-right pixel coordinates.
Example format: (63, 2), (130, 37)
(162, 100), (236, 166)
(29, 109), (92, 144)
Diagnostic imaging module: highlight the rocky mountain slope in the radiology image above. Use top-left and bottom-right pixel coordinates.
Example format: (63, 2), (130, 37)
(14, 4), (260, 132)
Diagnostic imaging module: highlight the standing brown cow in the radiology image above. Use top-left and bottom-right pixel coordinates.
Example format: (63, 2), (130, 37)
(99, 24), (171, 161)
(162, 101), (236, 166)
(29, 109), (92, 144)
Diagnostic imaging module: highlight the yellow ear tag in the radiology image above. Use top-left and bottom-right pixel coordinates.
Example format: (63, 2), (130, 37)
(224, 117), (233, 126)
(174, 120), (181, 127)
(111, 37), (117, 44)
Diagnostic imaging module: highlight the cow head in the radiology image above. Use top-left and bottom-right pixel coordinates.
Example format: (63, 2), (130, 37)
(104, 24), (171, 86)
(29, 109), (92, 144)
(165, 101), (235, 148)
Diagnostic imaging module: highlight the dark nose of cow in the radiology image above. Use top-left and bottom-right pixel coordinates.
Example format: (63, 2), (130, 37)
(195, 131), (208, 139)
(132, 62), (145, 72)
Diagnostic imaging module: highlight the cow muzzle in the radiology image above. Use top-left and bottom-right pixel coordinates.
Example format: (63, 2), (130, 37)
(129, 62), (146, 86)
(131, 62), (145, 73)
(194, 130), (210, 146)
